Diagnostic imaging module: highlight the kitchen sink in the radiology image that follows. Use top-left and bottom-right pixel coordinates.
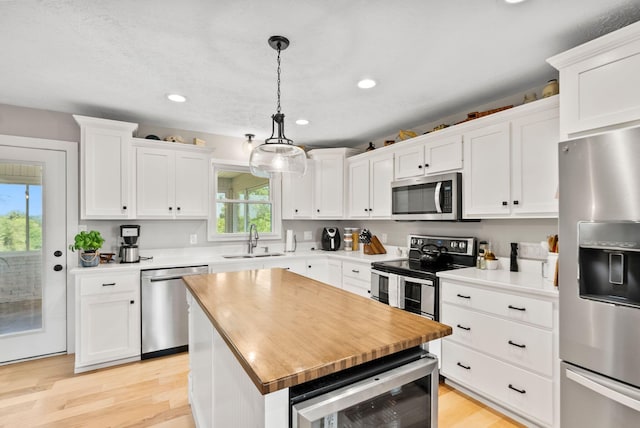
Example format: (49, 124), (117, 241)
(222, 252), (284, 259)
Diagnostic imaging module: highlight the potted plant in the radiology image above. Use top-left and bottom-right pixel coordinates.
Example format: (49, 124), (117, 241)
(69, 230), (105, 267)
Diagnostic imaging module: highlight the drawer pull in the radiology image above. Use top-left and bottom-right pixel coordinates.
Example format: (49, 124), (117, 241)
(457, 324), (471, 331)
(102, 283), (116, 287)
(508, 304), (526, 311)
(456, 293), (471, 299)
(508, 340), (526, 349)
(352, 269), (360, 273)
(508, 384), (526, 394)
(457, 362), (471, 370)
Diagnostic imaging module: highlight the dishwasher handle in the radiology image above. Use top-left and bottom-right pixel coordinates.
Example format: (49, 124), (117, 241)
(148, 275), (189, 282)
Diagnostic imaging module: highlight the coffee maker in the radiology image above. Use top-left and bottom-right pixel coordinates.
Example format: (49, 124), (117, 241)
(321, 227), (341, 251)
(119, 225), (140, 263)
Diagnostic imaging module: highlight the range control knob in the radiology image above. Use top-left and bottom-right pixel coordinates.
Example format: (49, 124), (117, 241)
(459, 241), (466, 250)
(450, 241), (458, 248)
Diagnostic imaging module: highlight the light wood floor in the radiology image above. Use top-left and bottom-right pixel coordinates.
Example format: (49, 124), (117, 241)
(0, 353), (524, 427)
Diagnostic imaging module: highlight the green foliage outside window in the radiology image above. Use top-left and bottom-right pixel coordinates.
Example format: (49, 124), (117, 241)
(0, 210), (42, 252)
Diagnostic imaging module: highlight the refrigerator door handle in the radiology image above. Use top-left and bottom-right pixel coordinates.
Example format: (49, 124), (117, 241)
(566, 366), (640, 413)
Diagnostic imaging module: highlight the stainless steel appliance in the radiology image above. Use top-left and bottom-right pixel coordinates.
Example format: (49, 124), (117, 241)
(559, 126), (640, 427)
(371, 235), (477, 321)
(119, 224), (140, 263)
(391, 172), (463, 221)
(290, 346), (439, 428)
(321, 227), (341, 251)
(141, 265), (208, 359)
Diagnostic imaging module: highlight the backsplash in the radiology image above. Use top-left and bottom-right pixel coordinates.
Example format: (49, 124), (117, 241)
(83, 218), (557, 259)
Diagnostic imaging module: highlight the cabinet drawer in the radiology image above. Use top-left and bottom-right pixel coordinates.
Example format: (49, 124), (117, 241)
(442, 302), (553, 377)
(442, 340), (552, 426)
(441, 281), (553, 328)
(342, 277), (370, 298)
(79, 271), (139, 296)
(342, 261), (370, 282)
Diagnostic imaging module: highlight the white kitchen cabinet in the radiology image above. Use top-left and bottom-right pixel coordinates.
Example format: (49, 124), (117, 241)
(305, 258), (328, 284)
(74, 271), (140, 373)
(311, 150), (349, 218)
(463, 97), (559, 218)
(73, 115), (138, 219)
(547, 20), (640, 139)
(440, 278), (558, 427)
(341, 260), (371, 298)
(394, 134), (463, 180)
(281, 160), (314, 219)
(263, 257), (308, 276)
(327, 258), (342, 288)
(348, 152), (394, 219)
(135, 142), (210, 219)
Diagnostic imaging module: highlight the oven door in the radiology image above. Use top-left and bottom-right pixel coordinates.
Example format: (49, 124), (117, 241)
(292, 356), (438, 428)
(400, 276), (436, 320)
(371, 269), (401, 308)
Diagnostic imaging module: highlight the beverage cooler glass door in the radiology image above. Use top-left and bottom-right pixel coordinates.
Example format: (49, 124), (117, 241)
(292, 357), (438, 428)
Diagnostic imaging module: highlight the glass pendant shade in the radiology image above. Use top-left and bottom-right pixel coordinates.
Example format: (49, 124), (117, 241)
(249, 142), (307, 178)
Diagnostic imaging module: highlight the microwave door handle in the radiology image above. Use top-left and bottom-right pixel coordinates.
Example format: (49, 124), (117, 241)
(434, 182), (442, 213)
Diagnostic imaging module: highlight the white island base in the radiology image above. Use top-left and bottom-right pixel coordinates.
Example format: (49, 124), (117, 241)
(188, 292), (288, 427)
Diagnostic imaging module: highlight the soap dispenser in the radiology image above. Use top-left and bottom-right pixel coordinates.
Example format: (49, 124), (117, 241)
(510, 243), (519, 272)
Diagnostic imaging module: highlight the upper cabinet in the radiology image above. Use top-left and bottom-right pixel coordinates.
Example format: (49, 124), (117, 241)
(547, 21), (640, 139)
(463, 97), (559, 219)
(135, 141), (211, 219)
(348, 151), (394, 219)
(394, 134), (463, 180)
(282, 148), (359, 220)
(74, 115), (138, 219)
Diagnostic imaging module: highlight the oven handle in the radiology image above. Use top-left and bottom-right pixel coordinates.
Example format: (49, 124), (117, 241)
(293, 357), (438, 427)
(434, 181), (443, 213)
(399, 276), (434, 287)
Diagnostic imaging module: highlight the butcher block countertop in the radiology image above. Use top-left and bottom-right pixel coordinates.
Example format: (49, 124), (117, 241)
(182, 268), (451, 395)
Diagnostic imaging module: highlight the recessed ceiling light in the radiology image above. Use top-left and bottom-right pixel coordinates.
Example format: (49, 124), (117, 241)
(167, 94), (187, 103)
(357, 79), (376, 89)
(295, 119), (309, 125)
(504, 0), (527, 3)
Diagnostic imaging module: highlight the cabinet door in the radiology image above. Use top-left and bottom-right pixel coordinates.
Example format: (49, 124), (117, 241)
(369, 153), (394, 218)
(314, 155), (345, 218)
(327, 259), (342, 288)
(511, 108), (559, 217)
(78, 291), (140, 366)
(175, 151), (210, 218)
(424, 135), (463, 175)
(348, 158), (371, 218)
(463, 123), (511, 217)
(136, 147), (175, 218)
(263, 258), (308, 276)
(282, 161), (314, 219)
(394, 143), (425, 179)
(82, 127), (133, 219)
(306, 258), (328, 283)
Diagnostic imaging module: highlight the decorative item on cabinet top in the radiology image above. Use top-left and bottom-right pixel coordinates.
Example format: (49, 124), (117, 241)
(164, 135), (185, 143)
(455, 105), (514, 124)
(397, 129), (417, 141)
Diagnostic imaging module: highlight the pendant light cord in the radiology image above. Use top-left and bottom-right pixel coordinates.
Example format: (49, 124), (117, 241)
(276, 43), (282, 114)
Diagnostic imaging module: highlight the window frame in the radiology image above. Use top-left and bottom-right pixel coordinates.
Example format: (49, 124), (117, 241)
(207, 160), (281, 242)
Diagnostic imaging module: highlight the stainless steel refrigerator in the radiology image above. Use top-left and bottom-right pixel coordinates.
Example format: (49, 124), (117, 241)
(559, 126), (640, 427)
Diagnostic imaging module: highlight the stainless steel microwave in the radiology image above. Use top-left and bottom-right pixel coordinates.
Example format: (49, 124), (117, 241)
(391, 172), (462, 220)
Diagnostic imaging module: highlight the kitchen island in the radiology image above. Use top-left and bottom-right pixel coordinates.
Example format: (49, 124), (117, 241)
(183, 268), (452, 427)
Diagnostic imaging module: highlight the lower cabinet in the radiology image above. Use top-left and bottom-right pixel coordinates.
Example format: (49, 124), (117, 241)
(440, 279), (558, 427)
(341, 260), (371, 298)
(75, 271), (140, 373)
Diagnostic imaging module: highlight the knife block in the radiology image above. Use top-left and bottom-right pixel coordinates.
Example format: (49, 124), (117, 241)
(363, 236), (386, 255)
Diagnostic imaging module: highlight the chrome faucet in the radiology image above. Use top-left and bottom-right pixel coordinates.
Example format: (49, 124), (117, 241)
(247, 223), (259, 254)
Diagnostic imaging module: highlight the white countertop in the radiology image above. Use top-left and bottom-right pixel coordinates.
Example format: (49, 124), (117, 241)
(437, 267), (559, 299)
(69, 247), (405, 275)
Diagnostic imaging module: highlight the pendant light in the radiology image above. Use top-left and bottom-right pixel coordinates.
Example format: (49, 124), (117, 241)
(249, 36), (307, 178)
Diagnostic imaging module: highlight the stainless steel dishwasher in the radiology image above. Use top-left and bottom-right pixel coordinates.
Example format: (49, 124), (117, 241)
(140, 265), (208, 359)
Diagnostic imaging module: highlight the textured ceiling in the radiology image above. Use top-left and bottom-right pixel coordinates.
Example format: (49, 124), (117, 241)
(1, 0), (639, 147)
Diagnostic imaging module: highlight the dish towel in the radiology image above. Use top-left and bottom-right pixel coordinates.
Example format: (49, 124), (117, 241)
(389, 281), (400, 308)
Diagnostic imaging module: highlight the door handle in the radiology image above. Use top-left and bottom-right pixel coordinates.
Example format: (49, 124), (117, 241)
(53, 264), (63, 271)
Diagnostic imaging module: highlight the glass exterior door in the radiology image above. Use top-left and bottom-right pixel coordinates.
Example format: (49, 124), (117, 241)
(0, 144), (66, 363)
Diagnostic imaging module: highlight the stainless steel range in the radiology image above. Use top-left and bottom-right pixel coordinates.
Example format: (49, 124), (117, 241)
(371, 235), (477, 321)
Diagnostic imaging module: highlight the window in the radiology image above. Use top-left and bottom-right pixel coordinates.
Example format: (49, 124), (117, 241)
(0, 165), (43, 252)
(208, 162), (281, 241)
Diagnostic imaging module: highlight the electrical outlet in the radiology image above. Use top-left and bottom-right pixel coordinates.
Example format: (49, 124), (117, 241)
(190, 234), (198, 245)
(381, 233), (388, 244)
(304, 231), (312, 241)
